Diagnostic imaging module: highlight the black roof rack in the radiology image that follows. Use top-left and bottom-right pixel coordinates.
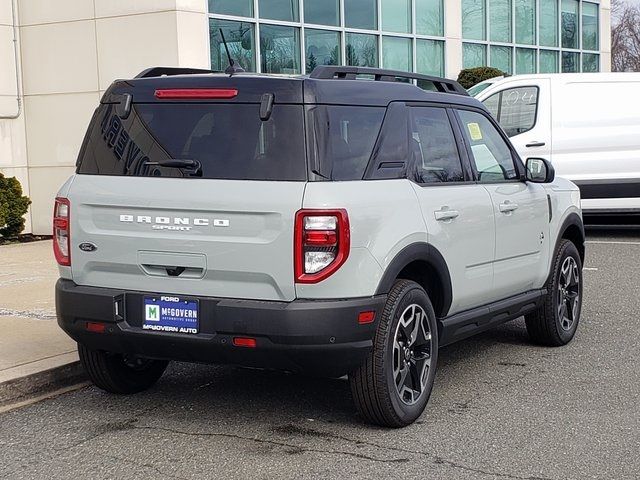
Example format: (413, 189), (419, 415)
(309, 66), (468, 96)
(134, 67), (220, 79)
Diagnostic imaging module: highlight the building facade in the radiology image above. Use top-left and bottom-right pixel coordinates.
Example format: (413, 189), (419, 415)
(0, 0), (611, 234)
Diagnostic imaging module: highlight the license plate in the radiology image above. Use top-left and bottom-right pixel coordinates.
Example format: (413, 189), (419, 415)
(143, 295), (199, 334)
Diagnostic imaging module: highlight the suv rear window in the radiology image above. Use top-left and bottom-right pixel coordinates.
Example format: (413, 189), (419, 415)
(77, 102), (307, 181)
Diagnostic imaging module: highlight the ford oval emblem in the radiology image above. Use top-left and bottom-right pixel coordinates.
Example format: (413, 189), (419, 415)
(78, 242), (97, 252)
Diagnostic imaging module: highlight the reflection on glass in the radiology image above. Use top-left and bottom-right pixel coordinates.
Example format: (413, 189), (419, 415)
(561, 0), (579, 49)
(259, 0), (299, 22)
(462, 0), (486, 40)
(515, 0), (535, 45)
(416, 0), (444, 36)
(539, 50), (559, 72)
(582, 53), (599, 72)
(346, 33), (379, 67)
(490, 45), (512, 74)
(463, 43), (487, 68)
(382, 0), (411, 33)
(562, 51), (579, 72)
(417, 39), (444, 76)
(304, 0), (339, 26)
(209, 0), (253, 17)
(305, 29), (341, 73)
(490, 0), (512, 43)
(210, 19), (255, 72)
(539, 0), (558, 47)
(260, 24), (301, 74)
(345, 0), (378, 29)
(382, 36), (412, 71)
(582, 2), (599, 51)
(516, 48), (535, 73)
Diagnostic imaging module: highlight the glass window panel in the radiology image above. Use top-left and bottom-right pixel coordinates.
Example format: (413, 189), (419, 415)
(382, 0), (412, 33)
(516, 48), (535, 73)
(209, 0), (253, 17)
(345, 0), (378, 29)
(515, 0), (535, 45)
(305, 29), (341, 73)
(463, 43), (487, 68)
(490, 46), (512, 74)
(561, 0), (579, 49)
(410, 108), (465, 183)
(346, 33), (379, 67)
(462, 0), (486, 40)
(582, 53), (599, 72)
(417, 39), (444, 76)
(539, 50), (559, 72)
(260, 24), (301, 74)
(582, 2), (599, 51)
(539, 0), (558, 47)
(457, 109), (519, 182)
(210, 19), (256, 72)
(416, 0), (444, 36)
(490, 0), (512, 43)
(562, 51), (579, 72)
(304, 0), (339, 26)
(382, 36), (412, 71)
(259, 0), (298, 22)
(493, 86), (539, 137)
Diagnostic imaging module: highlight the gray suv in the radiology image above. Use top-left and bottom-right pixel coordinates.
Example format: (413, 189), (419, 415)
(55, 66), (585, 427)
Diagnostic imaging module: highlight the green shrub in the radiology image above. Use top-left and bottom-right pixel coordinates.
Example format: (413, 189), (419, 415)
(457, 67), (506, 90)
(0, 173), (31, 238)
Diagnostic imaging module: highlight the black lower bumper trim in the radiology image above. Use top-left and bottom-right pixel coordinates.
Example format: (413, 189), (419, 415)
(55, 279), (387, 376)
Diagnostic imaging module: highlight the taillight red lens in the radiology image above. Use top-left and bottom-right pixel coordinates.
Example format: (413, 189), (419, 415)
(294, 209), (350, 284)
(53, 197), (70, 266)
(154, 88), (238, 99)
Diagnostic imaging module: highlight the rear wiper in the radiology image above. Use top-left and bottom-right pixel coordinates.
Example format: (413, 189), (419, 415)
(144, 159), (202, 177)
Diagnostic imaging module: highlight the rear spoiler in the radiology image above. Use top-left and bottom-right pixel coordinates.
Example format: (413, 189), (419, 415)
(135, 67), (220, 78)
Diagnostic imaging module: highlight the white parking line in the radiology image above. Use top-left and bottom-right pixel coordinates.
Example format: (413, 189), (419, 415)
(586, 240), (640, 245)
(583, 267), (599, 271)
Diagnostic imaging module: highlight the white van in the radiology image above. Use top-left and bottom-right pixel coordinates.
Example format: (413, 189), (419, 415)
(475, 73), (640, 215)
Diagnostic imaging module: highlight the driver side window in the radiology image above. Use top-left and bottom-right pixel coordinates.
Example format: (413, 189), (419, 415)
(456, 109), (519, 183)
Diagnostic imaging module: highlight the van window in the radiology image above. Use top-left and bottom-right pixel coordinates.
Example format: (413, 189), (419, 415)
(307, 105), (385, 180)
(457, 109), (520, 182)
(77, 103), (307, 181)
(482, 86), (538, 137)
(409, 107), (464, 183)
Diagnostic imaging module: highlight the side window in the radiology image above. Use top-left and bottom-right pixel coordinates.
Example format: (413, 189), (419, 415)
(457, 109), (520, 183)
(481, 86), (539, 137)
(409, 107), (465, 183)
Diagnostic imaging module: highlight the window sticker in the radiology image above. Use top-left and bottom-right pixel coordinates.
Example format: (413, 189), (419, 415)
(467, 122), (483, 141)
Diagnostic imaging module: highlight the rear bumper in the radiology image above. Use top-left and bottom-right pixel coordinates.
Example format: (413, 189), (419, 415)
(56, 279), (386, 376)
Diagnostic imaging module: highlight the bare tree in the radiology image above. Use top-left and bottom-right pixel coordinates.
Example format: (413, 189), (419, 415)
(612, 0), (640, 71)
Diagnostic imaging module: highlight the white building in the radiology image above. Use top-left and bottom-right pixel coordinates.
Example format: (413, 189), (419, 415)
(0, 0), (611, 234)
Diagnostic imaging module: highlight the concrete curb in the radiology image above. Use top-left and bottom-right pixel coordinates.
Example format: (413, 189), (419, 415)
(0, 359), (87, 408)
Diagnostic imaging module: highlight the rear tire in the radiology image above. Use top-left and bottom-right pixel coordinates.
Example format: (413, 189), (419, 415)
(349, 280), (438, 427)
(78, 344), (169, 394)
(525, 239), (583, 346)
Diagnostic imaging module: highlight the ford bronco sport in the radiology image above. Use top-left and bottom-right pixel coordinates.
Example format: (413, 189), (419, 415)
(55, 66), (585, 427)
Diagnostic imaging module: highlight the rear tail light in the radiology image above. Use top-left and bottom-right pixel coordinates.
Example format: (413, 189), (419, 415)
(294, 209), (350, 283)
(53, 197), (70, 266)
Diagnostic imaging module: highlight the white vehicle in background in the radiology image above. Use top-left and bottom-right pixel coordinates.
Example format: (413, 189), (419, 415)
(475, 73), (640, 216)
(466, 76), (504, 97)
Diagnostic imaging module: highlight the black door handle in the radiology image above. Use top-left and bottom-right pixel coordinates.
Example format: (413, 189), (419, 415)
(526, 141), (546, 148)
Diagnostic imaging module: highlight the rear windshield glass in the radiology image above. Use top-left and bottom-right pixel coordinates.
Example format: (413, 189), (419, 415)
(77, 103), (307, 181)
(307, 105), (385, 180)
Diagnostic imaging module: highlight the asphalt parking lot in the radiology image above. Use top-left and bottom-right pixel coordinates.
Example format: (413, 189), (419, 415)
(1, 229), (639, 480)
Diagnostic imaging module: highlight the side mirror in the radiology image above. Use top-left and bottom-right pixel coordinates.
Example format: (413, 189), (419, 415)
(525, 157), (555, 183)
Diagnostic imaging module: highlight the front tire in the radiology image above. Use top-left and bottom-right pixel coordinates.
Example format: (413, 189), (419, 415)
(78, 344), (169, 394)
(525, 239), (583, 346)
(349, 280), (438, 427)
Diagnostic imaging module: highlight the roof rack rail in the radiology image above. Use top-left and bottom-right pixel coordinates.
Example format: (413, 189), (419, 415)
(134, 67), (220, 79)
(309, 66), (468, 96)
